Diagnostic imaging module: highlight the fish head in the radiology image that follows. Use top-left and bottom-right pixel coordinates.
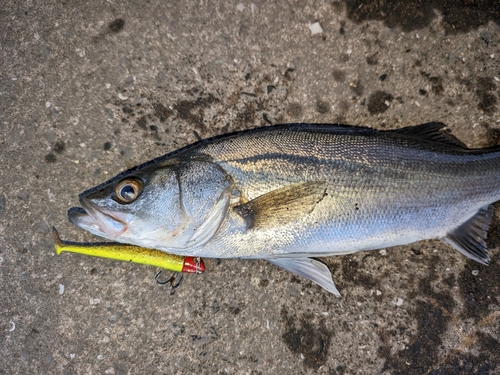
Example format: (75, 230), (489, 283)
(69, 158), (233, 251)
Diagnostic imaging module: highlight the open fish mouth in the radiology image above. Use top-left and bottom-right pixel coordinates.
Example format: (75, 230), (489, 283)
(68, 199), (128, 239)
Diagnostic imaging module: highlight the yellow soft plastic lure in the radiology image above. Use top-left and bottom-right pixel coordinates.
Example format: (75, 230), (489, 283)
(53, 228), (205, 273)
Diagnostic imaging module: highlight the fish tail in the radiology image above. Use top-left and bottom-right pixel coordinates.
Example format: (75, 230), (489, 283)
(52, 227), (64, 255)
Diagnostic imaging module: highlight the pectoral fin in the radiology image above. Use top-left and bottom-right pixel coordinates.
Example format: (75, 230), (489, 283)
(266, 257), (340, 296)
(441, 204), (493, 265)
(234, 181), (327, 229)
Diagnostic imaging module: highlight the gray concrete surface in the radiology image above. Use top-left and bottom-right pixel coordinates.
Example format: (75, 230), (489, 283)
(1, 1), (500, 374)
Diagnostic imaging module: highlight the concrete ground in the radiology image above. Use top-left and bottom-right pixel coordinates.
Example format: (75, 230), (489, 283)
(1, 1), (500, 374)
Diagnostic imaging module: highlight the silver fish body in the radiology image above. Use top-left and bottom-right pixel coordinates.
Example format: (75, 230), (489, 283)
(69, 123), (500, 295)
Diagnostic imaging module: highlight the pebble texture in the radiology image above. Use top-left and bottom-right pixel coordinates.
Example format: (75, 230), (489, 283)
(1, 1), (500, 374)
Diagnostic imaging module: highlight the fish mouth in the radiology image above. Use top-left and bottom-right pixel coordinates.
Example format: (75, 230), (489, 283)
(68, 199), (128, 239)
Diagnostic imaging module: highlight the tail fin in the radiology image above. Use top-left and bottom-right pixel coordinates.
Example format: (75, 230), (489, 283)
(52, 227), (64, 255)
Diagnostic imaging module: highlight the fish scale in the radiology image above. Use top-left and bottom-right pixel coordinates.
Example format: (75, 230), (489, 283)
(68, 123), (500, 295)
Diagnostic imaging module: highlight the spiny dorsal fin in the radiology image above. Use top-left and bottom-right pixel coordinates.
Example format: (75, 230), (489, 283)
(234, 181), (327, 229)
(441, 205), (493, 265)
(266, 257), (340, 296)
(389, 122), (468, 148)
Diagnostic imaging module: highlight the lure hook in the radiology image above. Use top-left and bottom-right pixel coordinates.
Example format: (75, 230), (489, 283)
(155, 270), (184, 295)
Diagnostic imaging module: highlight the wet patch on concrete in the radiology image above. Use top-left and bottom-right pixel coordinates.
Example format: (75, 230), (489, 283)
(456, 75), (499, 115)
(234, 103), (257, 128)
(379, 301), (449, 374)
(153, 103), (174, 123)
(44, 140), (66, 163)
(287, 102), (303, 117)
(93, 18), (126, 43)
(476, 77), (498, 114)
(315, 100), (330, 114)
(349, 80), (364, 97)
(458, 204), (500, 323)
(0, 194), (5, 216)
(366, 54), (378, 66)
(339, 256), (379, 290)
(343, 0), (500, 33)
(332, 69), (346, 82)
(420, 72), (445, 96)
(107, 64), (294, 147)
(108, 18), (125, 33)
(53, 140), (65, 154)
(135, 115), (148, 130)
(333, 100), (351, 123)
(44, 153), (57, 163)
(378, 247), (500, 374)
(173, 94), (218, 129)
(111, 91), (216, 143)
(378, 256), (455, 374)
(427, 332), (497, 375)
(281, 307), (332, 370)
(367, 91), (393, 115)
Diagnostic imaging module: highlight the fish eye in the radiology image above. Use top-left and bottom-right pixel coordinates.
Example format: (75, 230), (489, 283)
(115, 178), (143, 204)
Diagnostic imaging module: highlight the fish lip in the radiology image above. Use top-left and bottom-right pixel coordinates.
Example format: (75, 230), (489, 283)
(82, 198), (128, 226)
(68, 199), (128, 239)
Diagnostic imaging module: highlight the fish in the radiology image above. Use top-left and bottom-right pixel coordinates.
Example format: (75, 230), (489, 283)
(53, 227), (205, 274)
(68, 122), (500, 296)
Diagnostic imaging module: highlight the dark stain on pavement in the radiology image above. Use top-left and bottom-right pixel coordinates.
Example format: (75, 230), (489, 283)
(458, 259), (500, 323)
(332, 69), (346, 82)
(476, 77), (498, 114)
(349, 80), (364, 97)
(378, 243), (500, 374)
(420, 72), (445, 96)
(378, 256), (455, 374)
(343, 0), (500, 33)
(340, 256), (378, 290)
(53, 140), (65, 154)
(281, 307), (331, 370)
(45, 153), (56, 163)
(173, 94), (219, 133)
(44, 140), (65, 163)
(456, 75), (498, 115)
(315, 100), (330, 114)
(287, 102), (303, 117)
(428, 332), (497, 375)
(93, 18), (126, 42)
(108, 18), (125, 33)
(153, 103), (174, 123)
(367, 91), (393, 115)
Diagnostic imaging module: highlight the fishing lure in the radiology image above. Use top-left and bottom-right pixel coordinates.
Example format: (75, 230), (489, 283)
(53, 227), (205, 274)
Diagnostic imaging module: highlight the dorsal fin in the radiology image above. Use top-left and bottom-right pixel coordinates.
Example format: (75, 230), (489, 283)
(388, 122), (468, 148)
(233, 181), (327, 229)
(441, 205), (493, 265)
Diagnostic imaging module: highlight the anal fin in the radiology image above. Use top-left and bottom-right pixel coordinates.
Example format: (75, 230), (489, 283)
(266, 257), (340, 296)
(441, 205), (494, 265)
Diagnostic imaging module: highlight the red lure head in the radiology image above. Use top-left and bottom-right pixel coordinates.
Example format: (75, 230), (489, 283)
(182, 257), (206, 273)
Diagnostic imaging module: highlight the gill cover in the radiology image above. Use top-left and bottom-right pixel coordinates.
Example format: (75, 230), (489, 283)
(176, 160), (233, 249)
(70, 159), (233, 251)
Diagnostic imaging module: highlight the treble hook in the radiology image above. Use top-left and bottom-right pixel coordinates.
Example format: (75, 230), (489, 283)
(155, 270), (184, 295)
